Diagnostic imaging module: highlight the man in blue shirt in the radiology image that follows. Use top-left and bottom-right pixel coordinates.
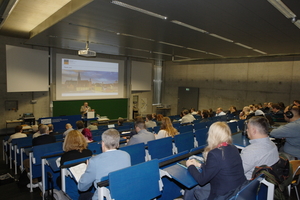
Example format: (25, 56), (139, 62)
(270, 105), (300, 160)
(78, 129), (131, 200)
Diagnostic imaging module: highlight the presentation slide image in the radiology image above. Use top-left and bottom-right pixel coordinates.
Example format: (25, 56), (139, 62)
(62, 70), (118, 96)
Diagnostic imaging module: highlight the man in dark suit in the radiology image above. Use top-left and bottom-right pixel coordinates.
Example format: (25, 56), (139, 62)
(32, 124), (56, 146)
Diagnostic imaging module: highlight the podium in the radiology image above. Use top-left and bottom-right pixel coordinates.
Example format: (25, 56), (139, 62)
(87, 111), (95, 119)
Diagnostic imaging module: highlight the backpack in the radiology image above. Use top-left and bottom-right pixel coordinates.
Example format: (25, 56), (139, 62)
(251, 153), (293, 200)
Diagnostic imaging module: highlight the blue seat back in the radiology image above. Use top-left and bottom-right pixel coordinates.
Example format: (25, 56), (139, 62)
(206, 120), (214, 128)
(109, 159), (161, 200)
(116, 125), (132, 132)
(174, 131), (195, 153)
(153, 126), (161, 134)
(54, 134), (64, 141)
(88, 142), (102, 154)
(238, 119), (246, 132)
(147, 127), (153, 133)
(195, 128), (208, 147)
(119, 143), (146, 165)
(194, 122), (206, 131)
(234, 174), (265, 200)
(228, 121), (238, 134)
(33, 142), (63, 165)
(178, 125), (194, 134)
(92, 135), (102, 142)
(148, 137), (173, 159)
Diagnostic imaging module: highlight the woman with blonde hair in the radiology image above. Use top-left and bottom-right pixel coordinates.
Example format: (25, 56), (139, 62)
(155, 117), (179, 139)
(239, 106), (250, 120)
(60, 130), (93, 165)
(185, 122), (246, 200)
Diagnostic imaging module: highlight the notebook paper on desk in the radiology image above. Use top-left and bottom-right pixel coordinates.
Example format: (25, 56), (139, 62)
(69, 163), (87, 182)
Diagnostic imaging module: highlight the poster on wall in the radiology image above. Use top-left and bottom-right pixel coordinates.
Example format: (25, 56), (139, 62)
(140, 98), (147, 113)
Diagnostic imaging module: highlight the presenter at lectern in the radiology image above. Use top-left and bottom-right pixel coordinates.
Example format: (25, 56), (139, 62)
(80, 102), (91, 117)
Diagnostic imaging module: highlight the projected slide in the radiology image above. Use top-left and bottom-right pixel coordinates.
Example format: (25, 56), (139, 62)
(61, 59), (118, 96)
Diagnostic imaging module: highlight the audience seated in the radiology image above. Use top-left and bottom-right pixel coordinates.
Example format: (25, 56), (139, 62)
(293, 100), (300, 107)
(78, 129), (131, 200)
(156, 114), (163, 126)
(87, 122), (98, 131)
(253, 104), (265, 116)
(32, 124), (43, 138)
(184, 122), (246, 200)
(201, 109), (210, 122)
(271, 103), (284, 122)
(76, 120), (93, 143)
(215, 107), (226, 116)
(239, 106), (251, 120)
(8, 125), (27, 143)
(145, 114), (157, 128)
(117, 117), (124, 126)
(240, 116), (279, 179)
(270, 105), (300, 160)
(155, 117), (179, 139)
(24, 125), (56, 188)
(190, 108), (198, 115)
(127, 120), (155, 146)
(47, 124), (54, 135)
(63, 123), (73, 137)
(261, 102), (270, 113)
(228, 106), (239, 116)
(181, 109), (195, 124)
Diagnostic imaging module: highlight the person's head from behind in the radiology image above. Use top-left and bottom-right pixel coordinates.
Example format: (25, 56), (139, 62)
(272, 103), (281, 112)
(47, 124), (54, 132)
(65, 123), (72, 130)
(39, 124), (49, 134)
(157, 114), (163, 121)
(118, 117), (124, 126)
(161, 117), (172, 129)
(146, 114), (153, 121)
(31, 125), (38, 132)
(63, 130), (87, 152)
(101, 129), (120, 151)
(242, 106), (250, 114)
(135, 120), (146, 132)
(229, 106), (237, 113)
(182, 109), (189, 116)
(293, 100), (300, 107)
(152, 113), (157, 120)
(284, 105), (300, 122)
(216, 107), (223, 114)
(201, 109), (209, 119)
(247, 116), (269, 140)
(76, 120), (84, 129)
(204, 122), (232, 159)
(15, 125), (23, 133)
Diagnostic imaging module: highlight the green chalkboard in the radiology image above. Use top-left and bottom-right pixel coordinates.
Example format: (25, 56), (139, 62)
(53, 99), (128, 119)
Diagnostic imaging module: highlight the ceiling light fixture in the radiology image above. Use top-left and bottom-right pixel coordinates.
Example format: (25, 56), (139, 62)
(186, 47), (207, 54)
(208, 52), (224, 58)
(111, 1), (167, 20)
(253, 49), (267, 55)
(171, 20), (208, 33)
(235, 43), (253, 49)
(153, 52), (172, 56)
(158, 41), (185, 48)
(267, 0), (296, 18)
(209, 33), (234, 43)
(294, 20), (300, 29)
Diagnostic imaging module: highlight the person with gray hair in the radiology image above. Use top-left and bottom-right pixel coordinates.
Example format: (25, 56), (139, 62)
(240, 116), (279, 179)
(78, 129), (131, 200)
(63, 123), (74, 137)
(32, 124), (56, 146)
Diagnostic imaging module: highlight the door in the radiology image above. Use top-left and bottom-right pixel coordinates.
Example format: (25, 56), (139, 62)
(177, 87), (199, 114)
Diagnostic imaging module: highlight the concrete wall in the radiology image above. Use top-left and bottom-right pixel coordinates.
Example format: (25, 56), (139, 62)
(162, 56), (300, 115)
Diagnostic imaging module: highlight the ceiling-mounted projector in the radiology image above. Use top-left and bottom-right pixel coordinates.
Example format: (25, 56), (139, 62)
(78, 41), (96, 57)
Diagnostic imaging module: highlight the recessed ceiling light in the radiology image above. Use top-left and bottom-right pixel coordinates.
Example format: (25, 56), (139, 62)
(267, 0), (296, 19)
(235, 43), (253, 49)
(111, 1), (167, 20)
(171, 20), (208, 33)
(253, 49), (267, 54)
(209, 34), (233, 43)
